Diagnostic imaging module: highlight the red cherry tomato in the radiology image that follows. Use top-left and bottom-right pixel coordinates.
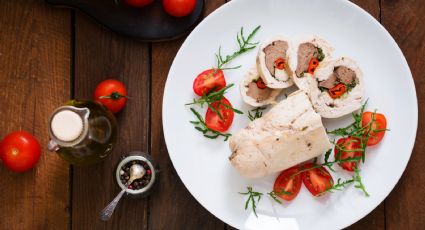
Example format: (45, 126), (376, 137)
(273, 166), (302, 201)
(362, 112), (387, 146)
(94, 79), (128, 113)
(0, 131), (41, 173)
(256, 78), (267, 89)
(162, 0), (196, 17)
(334, 137), (363, 171)
(301, 163), (334, 196)
(125, 0), (154, 7)
(205, 97), (234, 132)
(193, 69), (226, 96)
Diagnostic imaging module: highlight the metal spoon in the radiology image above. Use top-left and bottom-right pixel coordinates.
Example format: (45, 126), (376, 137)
(100, 164), (146, 221)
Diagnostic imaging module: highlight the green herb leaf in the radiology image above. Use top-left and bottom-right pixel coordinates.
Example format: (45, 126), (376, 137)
(248, 107), (266, 121)
(240, 186), (263, 217)
(216, 26), (261, 69)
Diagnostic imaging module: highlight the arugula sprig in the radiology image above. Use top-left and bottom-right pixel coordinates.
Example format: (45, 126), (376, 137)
(240, 186), (263, 217)
(189, 108), (232, 141)
(248, 107), (266, 121)
(216, 26), (261, 70)
(268, 189), (291, 204)
(318, 167), (369, 197)
(186, 84), (243, 118)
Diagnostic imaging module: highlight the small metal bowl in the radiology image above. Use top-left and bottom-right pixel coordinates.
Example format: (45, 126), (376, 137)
(115, 151), (159, 198)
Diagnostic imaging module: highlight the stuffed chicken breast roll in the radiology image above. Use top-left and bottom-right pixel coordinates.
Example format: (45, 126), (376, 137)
(301, 57), (364, 118)
(240, 67), (282, 107)
(256, 37), (294, 88)
(290, 36), (333, 81)
(229, 90), (332, 178)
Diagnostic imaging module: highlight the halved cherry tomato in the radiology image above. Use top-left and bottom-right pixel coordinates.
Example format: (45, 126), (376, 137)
(273, 166), (302, 201)
(301, 163), (333, 196)
(274, 58), (286, 70)
(205, 97), (234, 132)
(307, 57), (319, 75)
(328, 83), (346, 99)
(193, 69), (226, 96)
(255, 78), (267, 89)
(334, 137), (363, 171)
(362, 112), (387, 146)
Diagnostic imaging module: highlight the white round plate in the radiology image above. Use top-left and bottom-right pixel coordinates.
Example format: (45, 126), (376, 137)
(162, 0), (418, 229)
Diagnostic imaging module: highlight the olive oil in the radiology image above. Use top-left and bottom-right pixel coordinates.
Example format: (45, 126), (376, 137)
(48, 100), (117, 165)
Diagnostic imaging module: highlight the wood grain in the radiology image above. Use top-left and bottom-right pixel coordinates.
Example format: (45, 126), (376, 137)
(72, 10), (150, 230)
(381, 0), (425, 229)
(148, 1), (227, 230)
(0, 0), (71, 229)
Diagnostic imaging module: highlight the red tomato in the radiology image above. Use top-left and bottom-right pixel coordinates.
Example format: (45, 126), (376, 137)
(334, 137), (362, 171)
(205, 97), (234, 132)
(125, 0), (154, 7)
(162, 0), (196, 17)
(94, 79), (128, 113)
(301, 163), (333, 196)
(0, 131), (41, 173)
(273, 166), (302, 201)
(256, 78), (267, 89)
(193, 69), (226, 96)
(362, 112), (387, 146)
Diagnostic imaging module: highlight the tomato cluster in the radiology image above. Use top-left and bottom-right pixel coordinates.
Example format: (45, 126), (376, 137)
(193, 68), (236, 132)
(273, 111), (387, 200)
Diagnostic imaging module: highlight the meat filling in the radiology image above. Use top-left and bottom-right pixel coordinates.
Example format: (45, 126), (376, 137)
(318, 66), (357, 89)
(263, 41), (288, 76)
(247, 82), (273, 102)
(295, 42), (320, 77)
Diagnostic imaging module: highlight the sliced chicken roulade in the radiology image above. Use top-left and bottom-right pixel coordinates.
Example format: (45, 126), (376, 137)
(240, 67), (282, 107)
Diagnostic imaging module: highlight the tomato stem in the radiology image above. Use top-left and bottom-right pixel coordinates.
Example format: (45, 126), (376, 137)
(99, 92), (127, 100)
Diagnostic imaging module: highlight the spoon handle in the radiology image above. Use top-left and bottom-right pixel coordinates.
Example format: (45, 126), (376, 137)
(100, 188), (127, 221)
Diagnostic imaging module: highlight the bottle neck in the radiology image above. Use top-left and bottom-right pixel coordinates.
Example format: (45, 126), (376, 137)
(48, 106), (90, 150)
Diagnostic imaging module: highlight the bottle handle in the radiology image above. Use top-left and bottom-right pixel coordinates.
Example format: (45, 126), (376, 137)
(48, 139), (60, 152)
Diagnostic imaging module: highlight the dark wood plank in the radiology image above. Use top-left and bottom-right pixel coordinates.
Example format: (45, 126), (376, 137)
(72, 10), (150, 230)
(149, 1), (226, 229)
(381, 0), (425, 229)
(0, 0), (71, 229)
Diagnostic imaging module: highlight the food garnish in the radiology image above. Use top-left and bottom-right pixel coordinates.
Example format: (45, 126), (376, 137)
(215, 26), (261, 70)
(189, 108), (232, 141)
(247, 107), (266, 121)
(239, 186), (263, 217)
(186, 84), (243, 118)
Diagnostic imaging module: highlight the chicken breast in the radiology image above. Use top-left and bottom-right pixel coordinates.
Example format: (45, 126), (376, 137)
(229, 90), (332, 178)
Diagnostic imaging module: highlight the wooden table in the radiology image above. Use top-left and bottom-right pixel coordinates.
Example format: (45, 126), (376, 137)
(0, 0), (423, 229)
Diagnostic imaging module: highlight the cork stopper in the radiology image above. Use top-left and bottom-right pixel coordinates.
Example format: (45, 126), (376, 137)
(50, 110), (84, 142)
